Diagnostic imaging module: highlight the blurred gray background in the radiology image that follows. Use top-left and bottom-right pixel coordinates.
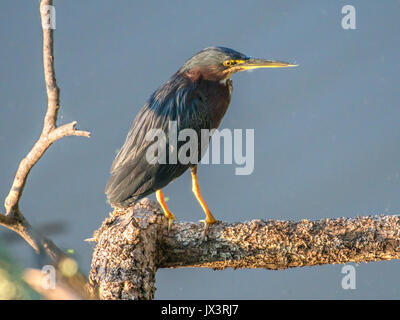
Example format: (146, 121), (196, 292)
(1, 0), (400, 299)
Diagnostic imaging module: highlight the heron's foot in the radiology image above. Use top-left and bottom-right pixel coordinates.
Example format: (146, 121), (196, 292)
(199, 216), (218, 240)
(156, 190), (176, 231)
(165, 211), (176, 232)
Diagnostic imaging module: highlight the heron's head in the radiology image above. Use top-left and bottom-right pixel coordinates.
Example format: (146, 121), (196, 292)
(180, 46), (297, 81)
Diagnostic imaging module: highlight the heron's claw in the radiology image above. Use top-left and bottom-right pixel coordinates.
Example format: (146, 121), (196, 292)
(167, 216), (175, 232)
(199, 219), (219, 241)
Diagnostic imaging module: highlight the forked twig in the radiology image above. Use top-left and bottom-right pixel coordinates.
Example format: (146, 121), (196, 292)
(0, 0), (90, 263)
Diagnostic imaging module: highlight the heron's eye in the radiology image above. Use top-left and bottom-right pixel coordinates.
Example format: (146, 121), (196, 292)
(223, 60), (235, 67)
(223, 59), (245, 67)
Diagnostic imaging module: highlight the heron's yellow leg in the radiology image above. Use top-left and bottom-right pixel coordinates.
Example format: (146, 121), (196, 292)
(156, 189), (175, 229)
(190, 166), (217, 224)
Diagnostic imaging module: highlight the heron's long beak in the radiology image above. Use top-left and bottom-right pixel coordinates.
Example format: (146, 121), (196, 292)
(239, 58), (298, 70)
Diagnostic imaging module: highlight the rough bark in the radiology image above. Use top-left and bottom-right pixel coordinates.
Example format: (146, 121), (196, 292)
(89, 198), (400, 300)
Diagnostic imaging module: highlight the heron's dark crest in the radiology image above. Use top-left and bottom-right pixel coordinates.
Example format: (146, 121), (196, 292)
(179, 47), (249, 80)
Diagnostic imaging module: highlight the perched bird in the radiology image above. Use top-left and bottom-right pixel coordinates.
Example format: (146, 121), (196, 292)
(106, 47), (296, 229)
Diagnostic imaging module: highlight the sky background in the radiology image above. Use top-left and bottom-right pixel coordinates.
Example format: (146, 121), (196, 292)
(1, 0), (400, 299)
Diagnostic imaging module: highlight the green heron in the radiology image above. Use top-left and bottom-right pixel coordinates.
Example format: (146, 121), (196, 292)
(106, 47), (297, 229)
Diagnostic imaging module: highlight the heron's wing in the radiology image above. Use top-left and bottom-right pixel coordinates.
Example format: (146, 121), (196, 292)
(105, 77), (211, 207)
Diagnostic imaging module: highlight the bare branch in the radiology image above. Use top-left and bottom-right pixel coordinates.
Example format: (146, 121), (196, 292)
(0, 210), (68, 262)
(0, 1), (93, 300)
(41, 0), (59, 135)
(23, 261), (94, 300)
(48, 121), (91, 141)
(3, 0), (90, 218)
(89, 198), (400, 299)
(24, 268), (84, 300)
(1, 0), (90, 265)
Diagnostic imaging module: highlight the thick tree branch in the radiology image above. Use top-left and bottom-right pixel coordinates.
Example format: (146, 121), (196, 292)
(89, 198), (400, 299)
(0, 0), (90, 263)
